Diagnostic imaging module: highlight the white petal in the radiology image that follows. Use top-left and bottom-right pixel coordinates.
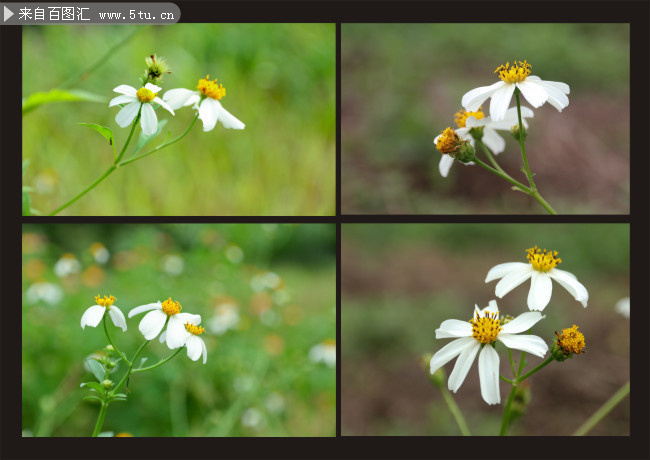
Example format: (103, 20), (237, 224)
(113, 85), (137, 96)
(144, 82), (162, 93)
(201, 339), (208, 364)
(174, 312), (202, 325)
(536, 82), (569, 111)
(527, 271), (553, 311)
(462, 81), (505, 112)
(159, 330), (167, 343)
(516, 80), (548, 108)
(482, 128), (506, 154)
(498, 333), (548, 358)
(478, 345), (500, 405)
(128, 301), (161, 318)
(153, 97), (175, 115)
(198, 98), (219, 132)
(501, 311), (544, 334)
(448, 341), (480, 392)
(162, 88), (197, 110)
(485, 262), (529, 283)
(109, 94), (137, 107)
(108, 306), (127, 332)
(429, 337), (475, 375)
(115, 102), (141, 128)
(486, 106), (533, 131)
(494, 265), (534, 298)
(483, 300), (500, 317)
(186, 335), (203, 361)
(528, 76), (570, 94)
(165, 315), (192, 349)
(435, 319), (473, 339)
(489, 83), (516, 121)
(140, 103), (158, 135)
(216, 102), (245, 130)
(547, 269), (589, 307)
(615, 297), (630, 318)
(439, 155), (454, 177)
(139, 309), (167, 340)
(80, 305), (106, 329)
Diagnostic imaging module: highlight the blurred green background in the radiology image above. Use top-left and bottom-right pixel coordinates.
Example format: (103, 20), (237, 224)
(342, 224), (629, 435)
(23, 24), (335, 216)
(342, 24), (630, 214)
(22, 224), (336, 436)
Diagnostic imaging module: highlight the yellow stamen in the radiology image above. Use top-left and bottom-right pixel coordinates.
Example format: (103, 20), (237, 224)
(555, 325), (586, 355)
(526, 246), (562, 272)
(197, 75), (226, 100)
(454, 107), (485, 128)
(95, 294), (116, 307)
(185, 322), (205, 335)
(435, 127), (460, 154)
(161, 297), (182, 316)
(470, 310), (502, 344)
(494, 60), (532, 83)
(136, 87), (157, 103)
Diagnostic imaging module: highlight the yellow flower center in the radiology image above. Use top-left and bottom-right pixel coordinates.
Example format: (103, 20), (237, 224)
(95, 294), (116, 307)
(185, 322), (205, 335)
(115, 432), (133, 437)
(435, 127), (460, 154)
(454, 108), (485, 128)
(494, 60), (532, 83)
(470, 311), (502, 344)
(197, 75), (226, 100)
(161, 297), (182, 316)
(555, 325), (586, 355)
(526, 246), (562, 272)
(136, 87), (157, 103)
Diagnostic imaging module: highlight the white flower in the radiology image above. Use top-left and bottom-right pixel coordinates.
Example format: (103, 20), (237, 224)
(81, 295), (127, 332)
(430, 300), (547, 405)
(208, 301), (240, 335)
(54, 253), (81, 278)
(437, 106), (534, 177)
(308, 340), (336, 368)
(159, 320), (207, 364)
(485, 246), (589, 311)
(127, 297), (200, 348)
(25, 282), (63, 305)
(162, 75), (244, 131)
(615, 297), (630, 318)
(109, 82), (175, 135)
(462, 60), (569, 121)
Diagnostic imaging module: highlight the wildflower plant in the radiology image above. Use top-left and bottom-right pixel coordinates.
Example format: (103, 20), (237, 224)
(434, 60), (570, 214)
(79, 294), (207, 437)
(426, 246), (628, 435)
(46, 54), (245, 216)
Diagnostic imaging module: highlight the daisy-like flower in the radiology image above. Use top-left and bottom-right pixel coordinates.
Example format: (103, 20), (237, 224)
(127, 297), (200, 348)
(437, 106), (534, 177)
(551, 324), (586, 361)
(81, 295), (127, 332)
(109, 83), (175, 135)
(462, 60), (570, 122)
(485, 246), (589, 312)
(429, 300), (547, 405)
(160, 320), (208, 364)
(615, 297), (630, 319)
(162, 75), (245, 131)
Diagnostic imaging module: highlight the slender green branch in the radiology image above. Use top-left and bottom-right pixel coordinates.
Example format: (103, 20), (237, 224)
(48, 166), (116, 215)
(573, 381), (630, 436)
(500, 375), (515, 385)
(517, 356), (553, 383)
(514, 90), (536, 191)
(439, 386), (471, 436)
(508, 348), (516, 377)
(102, 315), (129, 365)
(112, 340), (150, 393)
(132, 347), (184, 373)
(499, 385), (517, 436)
(517, 350), (527, 378)
(529, 190), (557, 215)
(91, 402), (108, 437)
(473, 158), (531, 192)
(114, 112), (141, 165)
(477, 139), (507, 176)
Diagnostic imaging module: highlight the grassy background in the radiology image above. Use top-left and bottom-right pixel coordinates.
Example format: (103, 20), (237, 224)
(22, 224), (336, 436)
(342, 24), (630, 214)
(341, 223), (630, 435)
(23, 24), (335, 216)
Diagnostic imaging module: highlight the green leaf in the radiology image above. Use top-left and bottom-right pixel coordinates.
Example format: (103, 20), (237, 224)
(22, 191), (31, 216)
(80, 381), (105, 394)
(85, 358), (105, 382)
(130, 119), (168, 157)
(83, 395), (103, 403)
(22, 159), (30, 175)
(22, 89), (106, 115)
(78, 123), (117, 159)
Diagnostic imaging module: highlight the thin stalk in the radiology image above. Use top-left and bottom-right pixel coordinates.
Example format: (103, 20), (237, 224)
(132, 347), (184, 373)
(517, 350), (527, 377)
(477, 139), (507, 176)
(112, 340), (150, 393)
(529, 190), (557, 215)
(500, 375), (515, 385)
(91, 402), (108, 437)
(473, 158), (531, 192)
(114, 112), (141, 164)
(515, 90), (536, 191)
(508, 348), (516, 377)
(573, 381), (630, 436)
(439, 386), (471, 436)
(517, 356), (553, 383)
(102, 315), (129, 365)
(499, 385), (517, 436)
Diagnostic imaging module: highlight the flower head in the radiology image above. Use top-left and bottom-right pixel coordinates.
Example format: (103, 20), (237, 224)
(551, 325), (586, 361)
(109, 83), (175, 135)
(143, 54), (171, 85)
(615, 297), (630, 319)
(81, 294), (127, 332)
(159, 319), (208, 364)
(461, 60), (570, 121)
(127, 297), (200, 348)
(162, 75), (245, 131)
(434, 127), (475, 164)
(485, 246), (588, 311)
(430, 300), (548, 405)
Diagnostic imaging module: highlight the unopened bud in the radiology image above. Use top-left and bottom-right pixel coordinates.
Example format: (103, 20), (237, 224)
(510, 124), (527, 142)
(102, 379), (113, 389)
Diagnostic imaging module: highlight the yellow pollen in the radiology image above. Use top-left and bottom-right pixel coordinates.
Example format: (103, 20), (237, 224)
(494, 60), (532, 83)
(197, 75), (226, 100)
(435, 127), (460, 154)
(136, 87), (157, 103)
(161, 297), (182, 316)
(454, 107), (485, 128)
(95, 294), (116, 307)
(185, 322), (205, 335)
(470, 311), (502, 344)
(555, 325), (586, 355)
(526, 246), (562, 272)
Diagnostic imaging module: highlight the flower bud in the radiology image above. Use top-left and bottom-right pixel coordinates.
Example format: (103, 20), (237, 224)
(510, 124), (527, 142)
(102, 379), (114, 389)
(551, 325), (586, 362)
(105, 345), (115, 353)
(142, 54), (171, 85)
(501, 314), (515, 325)
(434, 127), (476, 163)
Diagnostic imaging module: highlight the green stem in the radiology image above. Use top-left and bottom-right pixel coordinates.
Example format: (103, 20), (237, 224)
(119, 114), (199, 166)
(439, 386), (471, 436)
(132, 347), (184, 373)
(91, 402), (108, 437)
(112, 340), (150, 394)
(500, 375), (515, 385)
(508, 348), (516, 377)
(517, 355), (554, 383)
(529, 190), (557, 215)
(477, 139), (507, 175)
(499, 385), (517, 436)
(517, 350), (527, 377)
(572, 381), (630, 436)
(473, 158), (531, 193)
(114, 112), (141, 165)
(514, 90), (536, 191)
(102, 315), (129, 365)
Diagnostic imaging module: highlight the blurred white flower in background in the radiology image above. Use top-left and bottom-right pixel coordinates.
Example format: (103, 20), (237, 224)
(309, 339), (336, 368)
(615, 297), (630, 319)
(241, 408), (265, 429)
(162, 254), (184, 276)
(25, 282), (63, 305)
(54, 253), (81, 278)
(264, 392), (286, 415)
(90, 242), (110, 264)
(225, 244), (244, 264)
(208, 301), (240, 335)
